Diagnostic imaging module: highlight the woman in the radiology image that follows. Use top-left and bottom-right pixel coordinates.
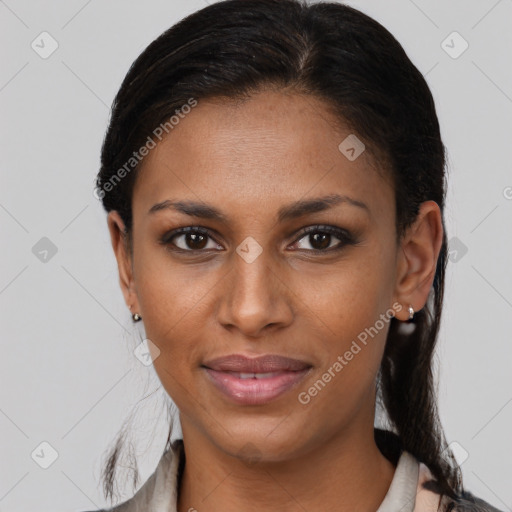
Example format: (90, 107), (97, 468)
(88, 0), (503, 510)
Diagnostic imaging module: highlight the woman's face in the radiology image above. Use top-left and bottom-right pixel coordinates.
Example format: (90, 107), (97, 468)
(109, 90), (429, 462)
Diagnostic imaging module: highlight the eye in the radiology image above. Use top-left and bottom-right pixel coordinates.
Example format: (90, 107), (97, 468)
(160, 225), (356, 254)
(160, 226), (223, 252)
(291, 225), (355, 252)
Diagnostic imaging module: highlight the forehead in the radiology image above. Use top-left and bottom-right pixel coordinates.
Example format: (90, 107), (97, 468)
(132, 90), (394, 225)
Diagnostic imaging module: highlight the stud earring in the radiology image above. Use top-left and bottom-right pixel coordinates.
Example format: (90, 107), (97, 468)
(407, 305), (415, 322)
(132, 313), (142, 322)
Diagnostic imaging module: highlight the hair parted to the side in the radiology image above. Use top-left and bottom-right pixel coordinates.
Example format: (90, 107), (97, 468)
(97, 0), (462, 508)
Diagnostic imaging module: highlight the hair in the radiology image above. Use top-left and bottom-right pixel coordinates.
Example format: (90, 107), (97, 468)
(96, 0), (463, 509)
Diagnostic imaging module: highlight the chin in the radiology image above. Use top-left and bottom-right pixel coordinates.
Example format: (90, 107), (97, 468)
(207, 417), (312, 464)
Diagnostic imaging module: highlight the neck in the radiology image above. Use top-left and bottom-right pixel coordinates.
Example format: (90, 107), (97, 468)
(176, 422), (396, 512)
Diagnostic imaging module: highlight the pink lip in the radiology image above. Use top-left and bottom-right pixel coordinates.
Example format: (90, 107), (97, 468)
(201, 354), (313, 405)
(203, 367), (312, 405)
(203, 353), (312, 373)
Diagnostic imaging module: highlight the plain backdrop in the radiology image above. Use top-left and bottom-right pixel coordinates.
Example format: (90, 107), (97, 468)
(1, 1), (511, 511)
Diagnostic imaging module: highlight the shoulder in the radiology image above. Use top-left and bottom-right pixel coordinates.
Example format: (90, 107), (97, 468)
(446, 489), (505, 512)
(416, 462), (505, 512)
(79, 439), (184, 512)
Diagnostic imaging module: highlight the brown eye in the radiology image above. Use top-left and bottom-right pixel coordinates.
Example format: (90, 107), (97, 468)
(181, 232), (208, 250)
(161, 227), (222, 252)
(309, 233), (331, 250)
(292, 225), (355, 253)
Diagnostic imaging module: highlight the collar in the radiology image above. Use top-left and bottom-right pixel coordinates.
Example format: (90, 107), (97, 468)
(109, 438), (444, 512)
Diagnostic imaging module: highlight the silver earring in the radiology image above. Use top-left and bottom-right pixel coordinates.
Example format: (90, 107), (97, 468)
(132, 313), (142, 322)
(407, 305), (415, 322)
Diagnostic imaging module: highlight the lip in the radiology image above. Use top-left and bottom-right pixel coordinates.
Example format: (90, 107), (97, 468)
(202, 354), (313, 405)
(203, 353), (312, 373)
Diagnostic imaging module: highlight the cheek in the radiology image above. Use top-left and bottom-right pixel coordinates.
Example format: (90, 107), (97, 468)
(291, 244), (396, 396)
(133, 237), (217, 335)
(131, 243), (227, 403)
(292, 245), (395, 340)
(293, 279), (392, 438)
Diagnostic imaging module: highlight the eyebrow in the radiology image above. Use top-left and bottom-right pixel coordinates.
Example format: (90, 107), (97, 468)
(148, 194), (369, 223)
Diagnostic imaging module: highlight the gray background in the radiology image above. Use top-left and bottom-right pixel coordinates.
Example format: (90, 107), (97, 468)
(1, 0), (511, 511)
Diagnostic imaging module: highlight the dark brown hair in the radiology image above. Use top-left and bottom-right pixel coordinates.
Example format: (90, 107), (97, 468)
(96, 0), (462, 508)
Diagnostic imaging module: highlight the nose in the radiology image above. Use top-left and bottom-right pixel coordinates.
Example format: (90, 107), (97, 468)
(216, 246), (294, 338)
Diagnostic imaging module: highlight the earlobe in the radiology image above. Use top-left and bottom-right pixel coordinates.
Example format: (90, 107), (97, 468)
(107, 211), (140, 314)
(392, 201), (444, 322)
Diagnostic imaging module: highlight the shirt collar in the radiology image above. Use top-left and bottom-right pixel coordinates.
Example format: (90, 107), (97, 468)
(376, 450), (419, 512)
(117, 438), (440, 512)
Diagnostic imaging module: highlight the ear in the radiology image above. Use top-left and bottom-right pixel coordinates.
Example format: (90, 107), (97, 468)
(392, 200), (444, 321)
(107, 211), (140, 316)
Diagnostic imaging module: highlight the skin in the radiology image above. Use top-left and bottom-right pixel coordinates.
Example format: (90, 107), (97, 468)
(108, 89), (443, 512)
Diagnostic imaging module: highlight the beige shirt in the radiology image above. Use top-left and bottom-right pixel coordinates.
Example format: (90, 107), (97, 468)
(97, 439), (455, 512)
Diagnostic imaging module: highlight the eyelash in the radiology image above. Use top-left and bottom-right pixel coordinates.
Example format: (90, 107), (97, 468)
(159, 225), (357, 255)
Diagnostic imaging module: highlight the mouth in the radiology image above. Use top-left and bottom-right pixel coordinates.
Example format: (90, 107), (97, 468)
(201, 353), (313, 405)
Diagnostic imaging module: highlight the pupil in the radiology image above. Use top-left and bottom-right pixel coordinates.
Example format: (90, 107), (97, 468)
(187, 233), (207, 250)
(311, 233), (330, 250)
(183, 233), (332, 251)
